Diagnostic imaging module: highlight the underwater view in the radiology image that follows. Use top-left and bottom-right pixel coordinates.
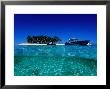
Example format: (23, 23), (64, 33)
(14, 45), (97, 76)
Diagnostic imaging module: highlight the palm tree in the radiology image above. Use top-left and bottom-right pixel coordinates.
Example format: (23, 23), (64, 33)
(27, 36), (32, 43)
(37, 35), (41, 44)
(53, 36), (61, 43)
(27, 35), (61, 44)
(32, 36), (36, 43)
(40, 35), (44, 44)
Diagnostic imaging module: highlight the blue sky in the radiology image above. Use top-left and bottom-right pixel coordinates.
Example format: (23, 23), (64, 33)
(14, 14), (97, 44)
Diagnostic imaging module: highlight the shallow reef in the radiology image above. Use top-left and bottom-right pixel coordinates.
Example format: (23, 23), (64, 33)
(14, 45), (97, 76)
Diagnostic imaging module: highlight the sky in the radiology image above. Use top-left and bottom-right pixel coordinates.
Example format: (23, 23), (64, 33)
(14, 14), (97, 44)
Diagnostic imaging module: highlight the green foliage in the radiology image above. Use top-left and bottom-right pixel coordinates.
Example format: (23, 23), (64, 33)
(27, 35), (61, 44)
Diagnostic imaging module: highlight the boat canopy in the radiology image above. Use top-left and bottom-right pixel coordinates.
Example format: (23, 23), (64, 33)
(69, 38), (78, 42)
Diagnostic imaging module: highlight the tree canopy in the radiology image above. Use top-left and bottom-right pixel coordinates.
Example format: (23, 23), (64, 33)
(27, 35), (61, 44)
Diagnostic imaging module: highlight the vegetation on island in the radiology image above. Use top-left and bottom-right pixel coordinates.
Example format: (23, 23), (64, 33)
(27, 35), (61, 44)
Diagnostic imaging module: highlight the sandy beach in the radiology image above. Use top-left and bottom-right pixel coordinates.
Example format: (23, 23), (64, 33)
(18, 43), (65, 46)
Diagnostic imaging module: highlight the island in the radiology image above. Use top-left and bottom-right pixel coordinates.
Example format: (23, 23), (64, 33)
(18, 35), (91, 46)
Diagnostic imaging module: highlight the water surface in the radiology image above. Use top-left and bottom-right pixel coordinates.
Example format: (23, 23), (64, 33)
(14, 45), (97, 76)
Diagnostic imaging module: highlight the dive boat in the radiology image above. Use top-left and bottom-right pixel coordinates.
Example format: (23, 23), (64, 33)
(65, 38), (90, 46)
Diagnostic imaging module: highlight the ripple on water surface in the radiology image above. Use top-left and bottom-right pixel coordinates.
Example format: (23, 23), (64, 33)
(14, 45), (97, 76)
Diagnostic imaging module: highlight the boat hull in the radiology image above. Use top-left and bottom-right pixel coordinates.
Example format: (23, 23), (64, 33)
(65, 40), (90, 46)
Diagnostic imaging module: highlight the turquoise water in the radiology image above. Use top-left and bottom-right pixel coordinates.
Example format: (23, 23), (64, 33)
(14, 45), (97, 76)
